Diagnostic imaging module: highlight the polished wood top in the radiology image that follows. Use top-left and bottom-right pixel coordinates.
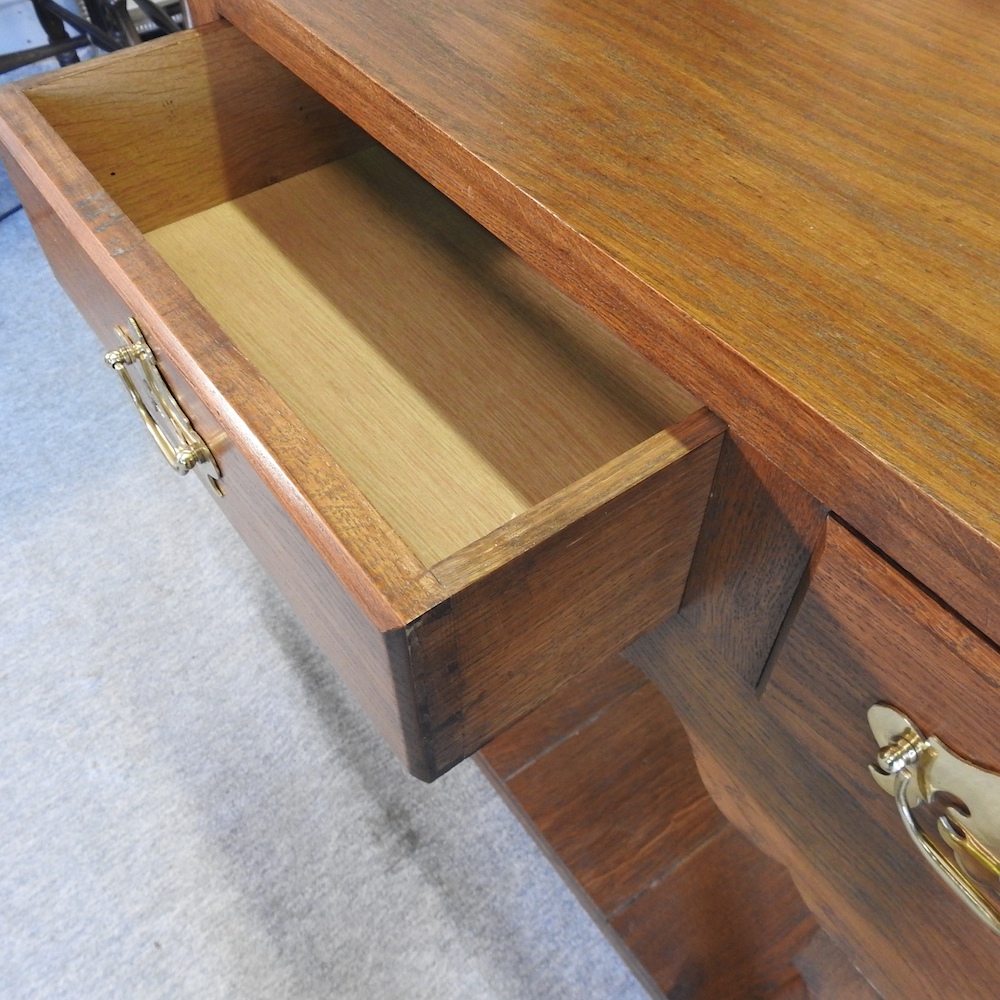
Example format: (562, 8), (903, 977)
(217, 0), (1000, 637)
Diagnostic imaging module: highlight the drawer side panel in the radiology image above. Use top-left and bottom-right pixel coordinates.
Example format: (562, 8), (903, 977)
(2, 150), (427, 775)
(21, 22), (372, 232)
(0, 80), (442, 627)
(412, 427), (724, 777)
(218, 445), (421, 773)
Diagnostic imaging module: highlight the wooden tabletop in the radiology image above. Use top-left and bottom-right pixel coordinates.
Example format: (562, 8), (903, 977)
(217, 0), (1000, 640)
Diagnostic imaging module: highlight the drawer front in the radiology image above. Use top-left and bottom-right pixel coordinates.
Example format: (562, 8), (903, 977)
(628, 501), (1000, 999)
(3, 152), (421, 767)
(761, 520), (1000, 999)
(0, 24), (723, 780)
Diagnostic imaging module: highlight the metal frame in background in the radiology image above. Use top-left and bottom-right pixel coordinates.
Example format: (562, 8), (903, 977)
(0, 0), (188, 74)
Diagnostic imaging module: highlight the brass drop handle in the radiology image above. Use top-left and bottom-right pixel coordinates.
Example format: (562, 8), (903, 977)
(869, 705), (1000, 935)
(104, 318), (221, 485)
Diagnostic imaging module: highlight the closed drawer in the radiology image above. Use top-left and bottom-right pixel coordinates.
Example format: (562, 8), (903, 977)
(763, 520), (1000, 999)
(0, 22), (723, 780)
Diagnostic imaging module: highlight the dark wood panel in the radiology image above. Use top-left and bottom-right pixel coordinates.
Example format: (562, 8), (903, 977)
(630, 620), (912, 998)
(215, 446), (423, 772)
(480, 661), (817, 1000)
(794, 930), (881, 1000)
(679, 433), (827, 687)
(630, 521), (1000, 1000)
(613, 825), (815, 1000)
(482, 653), (646, 782)
(767, 521), (1000, 790)
(497, 681), (726, 916)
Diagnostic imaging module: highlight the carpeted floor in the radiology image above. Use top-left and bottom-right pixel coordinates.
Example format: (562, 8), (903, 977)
(0, 141), (649, 998)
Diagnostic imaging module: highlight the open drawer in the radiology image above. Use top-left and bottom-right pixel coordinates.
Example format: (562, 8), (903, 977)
(0, 22), (723, 779)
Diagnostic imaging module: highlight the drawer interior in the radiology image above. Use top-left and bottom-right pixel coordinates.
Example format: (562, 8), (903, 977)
(24, 25), (699, 567)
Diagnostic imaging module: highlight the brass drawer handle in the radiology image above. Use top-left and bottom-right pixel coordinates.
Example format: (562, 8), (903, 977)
(104, 318), (221, 484)
(869, 704), (1000, 935)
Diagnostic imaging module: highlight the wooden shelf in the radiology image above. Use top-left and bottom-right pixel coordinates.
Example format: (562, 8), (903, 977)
(478, 656), (822, 999)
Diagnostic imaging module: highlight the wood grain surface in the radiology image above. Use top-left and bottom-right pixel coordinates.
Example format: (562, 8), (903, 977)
(185, 0), (219, 25)
(146, 148), (696, 566)
(431, 409), (719, 591)
(495, 681), (727, 917)
(621, 442), (889, 996)
(678, 433), (828, 688)
(215, 0), (1000, 648)
(794, 931), (881, 1000)
(477, 653), (647, 781)
(23, 23), (370, 231)
(613, 825), (816, 1000)
(480, 659), (817, 1000)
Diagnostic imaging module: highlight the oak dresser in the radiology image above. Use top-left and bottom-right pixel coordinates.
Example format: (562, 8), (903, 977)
(3, 0), (1000, 996)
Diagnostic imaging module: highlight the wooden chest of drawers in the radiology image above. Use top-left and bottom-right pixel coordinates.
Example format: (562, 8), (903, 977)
(5, 0), (1000, 995)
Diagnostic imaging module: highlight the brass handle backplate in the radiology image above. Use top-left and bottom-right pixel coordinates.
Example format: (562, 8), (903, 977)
(869, 704), (1000, 935)
(104, 318), (221, 489)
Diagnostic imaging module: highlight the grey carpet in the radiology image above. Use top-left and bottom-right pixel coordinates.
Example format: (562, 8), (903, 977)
(0, 182), (650, 998)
